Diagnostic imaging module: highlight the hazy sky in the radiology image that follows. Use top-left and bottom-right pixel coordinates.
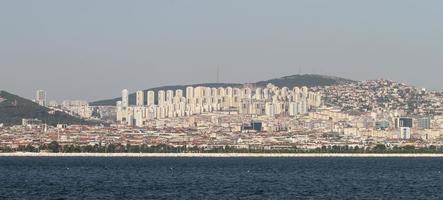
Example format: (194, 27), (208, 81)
(0, 0), (442, 101)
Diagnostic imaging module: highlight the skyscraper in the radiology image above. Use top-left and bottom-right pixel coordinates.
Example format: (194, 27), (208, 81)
(158, 90), (165, 106)
(186, 87), (194, 100)
(116, 84), (322, 123)
(122, 89), (129, 108)
(136, 90), (144, 106)
(36, 90), (46, 107)
(302, 86), (308, 98)
(175, 89), (184, 98)
(147, 91), (155, 106)
(166, 90), (174, 103)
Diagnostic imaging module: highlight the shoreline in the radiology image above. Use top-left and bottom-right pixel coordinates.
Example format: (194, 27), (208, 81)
(1, 152), (443, 157)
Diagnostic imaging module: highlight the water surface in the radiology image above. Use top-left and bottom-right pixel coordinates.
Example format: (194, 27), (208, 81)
(0, 157), (441, 199)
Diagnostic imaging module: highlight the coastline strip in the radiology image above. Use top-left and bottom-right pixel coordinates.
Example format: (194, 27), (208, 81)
(1, 153), (443, 157)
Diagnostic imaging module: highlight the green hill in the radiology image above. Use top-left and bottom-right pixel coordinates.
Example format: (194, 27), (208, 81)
(254, 74), (353, 88)
(0, 91), (96, 126)
(91, 74), (354, 106)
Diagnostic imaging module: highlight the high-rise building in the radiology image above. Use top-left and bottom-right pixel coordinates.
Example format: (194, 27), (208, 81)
(302, 86), (308, 98)
(166, 90), (174, 103)
(36, 90), (46, 107)
(176, 89), (184, 98)
(194, 87), (204, 98)
(255, 88), (262, 100)
(147, 91), (155, 106)
(186, 87), (194, 100)
(226, 87), (233, 97)
(136, 90), (144, 106)
(116, 84), (322, 123)
(158, 90), (165, 106)
(204, 87), (211, 98)
(263, 88), (269, 100)
(281, 87), (289, 97)
(122, 89), (129, 108)
(218, 87), (226, 97)
(211, 88), (218, 98)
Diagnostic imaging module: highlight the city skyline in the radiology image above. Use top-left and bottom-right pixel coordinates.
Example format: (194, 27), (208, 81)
(1, 0), (442, 101)
(1, 1), (442, 199)
(2, 73), (442, 103)
(3, 78), (442, 152)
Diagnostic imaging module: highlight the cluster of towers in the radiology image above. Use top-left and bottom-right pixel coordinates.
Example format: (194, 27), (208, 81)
(116, 84), (322, 126)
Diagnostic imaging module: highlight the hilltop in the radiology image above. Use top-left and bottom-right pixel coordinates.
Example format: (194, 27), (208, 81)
(0, 91), (96, 126)
(91, 74), (354, 106)
(254, 74), (353, 88)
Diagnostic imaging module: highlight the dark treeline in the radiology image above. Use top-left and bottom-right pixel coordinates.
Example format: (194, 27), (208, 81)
(2, 142), (443, 154)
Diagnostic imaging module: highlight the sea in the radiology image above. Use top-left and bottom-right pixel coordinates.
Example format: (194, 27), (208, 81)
(0, 157), (442, 200)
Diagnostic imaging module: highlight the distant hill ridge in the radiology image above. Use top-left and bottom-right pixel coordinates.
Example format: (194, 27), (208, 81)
(0, 91), (96, 126)
(91, 74), (354, 106)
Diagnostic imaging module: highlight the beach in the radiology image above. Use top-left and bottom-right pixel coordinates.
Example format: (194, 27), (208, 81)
(1, 152), (443, 157)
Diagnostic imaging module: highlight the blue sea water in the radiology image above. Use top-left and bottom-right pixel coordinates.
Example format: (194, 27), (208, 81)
(0, 157), (442, 200)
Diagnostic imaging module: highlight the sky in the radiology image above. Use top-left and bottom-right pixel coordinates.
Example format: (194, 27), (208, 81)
(0, 0), (442, 101)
